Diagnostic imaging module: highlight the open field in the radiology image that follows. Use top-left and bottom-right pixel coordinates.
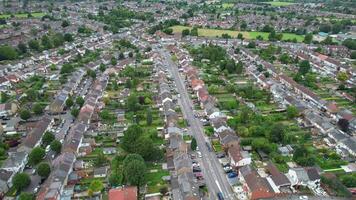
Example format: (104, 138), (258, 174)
(0, 12), (45, 19)
(263, 1), (296, 6)
(171, 25), (305, 42)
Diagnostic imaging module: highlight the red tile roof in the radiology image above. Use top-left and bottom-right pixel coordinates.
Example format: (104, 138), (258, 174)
(109, 187), (137, 200)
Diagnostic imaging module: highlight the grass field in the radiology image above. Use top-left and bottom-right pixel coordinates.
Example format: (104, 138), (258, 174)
(221, 3), (234, 9)
(263, 1), (296, 6)
(0, 12), (45, 19)
(171, 25), (305, 42)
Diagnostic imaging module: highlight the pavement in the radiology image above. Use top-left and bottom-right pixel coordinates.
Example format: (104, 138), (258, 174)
(159, 48), (236, 200)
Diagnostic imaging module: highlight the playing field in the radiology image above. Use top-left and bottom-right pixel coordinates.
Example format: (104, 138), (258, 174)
(263, 1), (296, 6)
(171, 25), (304, 42)
(0, 12), (46, 19)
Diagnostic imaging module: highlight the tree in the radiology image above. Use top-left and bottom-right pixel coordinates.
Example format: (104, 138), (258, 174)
(12, 173), (30, 191)
(303, 33), (313, 44)
(65, 96), (74, 108)
(28, 147), (45, 165)
(190, 27), (198, 36)
(146, 108), (152, 125)
(50, 140), (62, 154)
(71, 108), (79, 117)
(247, 41), (256, 48)
(37, 162), (51, 178)
(64, 33), (74, 42)
(240, 21), (247, 30)
(191, 138), (197, 151)
(293, 145), (315, 166)
(123, 154), (147, 187)
(42, 131), (55, 146)
(87, 69), (96, 79)
(351, 51), (356, 59)
(0, 45), (18, 61)
(162, 28), (173, 35)
(20, 110), (31, 120)
(18, 192), (34, 200)
(337, 72), (349, 83)
(61, 20), (70, 27)
(182, 29), (190, 37)
(136, 137), (162, 161)
(32, 103), (43, 115)
(88, 180), (104, 196)
(322, 36), (333, 45)
(269, 123), (286, 144)
(28, 39), (40, 51)
(99, 63), (106, 72)
(76, 96), (85, 107)
(122, 125), (143, 153)
(237, 33), (244, 40)
(17, 42), (28, 54)
(94, 152), (108, 167)
(286, 105), (298, 119)
(342, 39), (356, 50)
(298, 60), (311, 75)
(127, 94), (140, 112)
(41, 35), (53, 49)
(111, 57), (117, 66)
(338, 118), (349, 132)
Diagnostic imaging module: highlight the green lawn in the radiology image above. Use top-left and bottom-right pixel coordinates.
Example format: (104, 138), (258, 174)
(263, 1), (296, 6)
(0, 12), (46, 19)
(221, 3), (234, 9)
(146, 164), (169, 193)
(171, 25), (305, 42)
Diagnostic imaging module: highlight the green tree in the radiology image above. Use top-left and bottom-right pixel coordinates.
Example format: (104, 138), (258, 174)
(162, 28), (173, 35)
(0, 45), (18, 60)
(122, 125), (143, 153)
(146, 108), (152, 125)
(191, 138), (197, 151)
(28, 147), (45, 166)
(76, 96), (85, 107)
(337, 72), (349, 82)
(32, 103), (43, 115)
(190, 27), (198, 36)
(99, 63), (106, 72)
(28, 39), (41, 51)
(88, 179), (104, 196)
(20, 110), (31, 120)
(12, 173), (30, 191)
(50, 140), (62, 154)
(182, 29), (190, 37)
(37, 162), (51, 178)
(41, 35), (53, 49)
(123, 154), (147, 187)
(111, 57), (117, 66)
(42, 131), (55, 146)
(298, 60), (311, 75)
(351, 51), (356, 59)
(269, 123), (286, 144)
(65, 96), (74, 108)
(18, 192), (34, 200)
(17, 42), (28, 54)
(279, 53), (291, 64)
(61, 20), (70, 27)
(136, 137), (162, 161)
(322, 36), (333, 45)
(64, 33), (74, 42)
(94, 152), (108, 167)
(127, 94), (140, 112)
(71, 108), (79, 118)
(303, 33), (313, 44)
(286, 105), (298, 119)
(87, 69), (96, 79)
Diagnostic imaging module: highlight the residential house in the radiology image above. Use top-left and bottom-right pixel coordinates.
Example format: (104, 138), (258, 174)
(103, 147), (117, 155)
(266, 162), (290, 192)
(287, 167), (320, 187)
(94, 166), (108, 178)
(0, 103), (18, 117)
(108, 186), (137, 200)
(228, 145), (251, 168)
(239, 165), (275, 200)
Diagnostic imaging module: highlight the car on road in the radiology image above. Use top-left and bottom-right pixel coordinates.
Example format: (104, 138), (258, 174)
(217, 192), (224, 200)
(197, 151), (202, 158)
(216, 153), (225, 158)
(228, 172), (237, 178)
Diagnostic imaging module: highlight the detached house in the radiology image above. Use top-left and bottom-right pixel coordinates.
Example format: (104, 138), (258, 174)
(228, 145), (251, 168)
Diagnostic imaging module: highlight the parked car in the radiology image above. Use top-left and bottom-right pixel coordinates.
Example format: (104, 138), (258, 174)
(216, 153), (225, 158)
(228, 172), (237, 178)
(217, 192), (224, 200)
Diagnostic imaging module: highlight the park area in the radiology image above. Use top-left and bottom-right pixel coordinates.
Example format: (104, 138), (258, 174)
(171, 25), (305, 42)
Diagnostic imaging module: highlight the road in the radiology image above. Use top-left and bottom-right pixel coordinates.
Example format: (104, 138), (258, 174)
(159, 49), (235, 200)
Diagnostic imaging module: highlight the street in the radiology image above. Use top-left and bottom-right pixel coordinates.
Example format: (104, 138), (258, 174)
(160, 49), (235, 200)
